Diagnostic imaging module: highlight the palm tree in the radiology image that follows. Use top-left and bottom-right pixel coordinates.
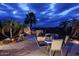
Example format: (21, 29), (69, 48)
(0, 21), (2, 34)
(24, 11), (37, 33)
(59, 20), (69, 36)
(1, 20), (19, 40)
(71, 18), (79, 39)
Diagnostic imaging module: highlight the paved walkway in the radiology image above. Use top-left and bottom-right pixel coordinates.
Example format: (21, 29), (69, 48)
(0, 35), (79, 56)
(0, 39), (48, 56)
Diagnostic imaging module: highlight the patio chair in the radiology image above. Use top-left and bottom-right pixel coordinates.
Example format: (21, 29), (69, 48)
(24, 27), (31, 35)
(62, 35), (69, 47)
(64, 36), (74, 56)
(49, 39), (64, 56)
(35, 36), (47, 48)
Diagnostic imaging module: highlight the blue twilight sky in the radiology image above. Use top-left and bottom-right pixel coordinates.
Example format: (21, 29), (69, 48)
(0, 3), (79, 27)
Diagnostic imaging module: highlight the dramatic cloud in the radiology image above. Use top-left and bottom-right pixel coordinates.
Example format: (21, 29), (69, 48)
(0, 3), (79, 27)
(58, 5), (79, 16)
(18, 3), (29, 11)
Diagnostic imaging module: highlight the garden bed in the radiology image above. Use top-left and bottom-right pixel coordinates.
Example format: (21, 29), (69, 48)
(0, 38), (24, 46)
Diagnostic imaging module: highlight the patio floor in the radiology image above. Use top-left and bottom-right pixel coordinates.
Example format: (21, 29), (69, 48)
(0, 35), (79, 56)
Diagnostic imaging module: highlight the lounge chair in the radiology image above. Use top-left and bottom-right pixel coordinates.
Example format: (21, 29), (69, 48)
(49, 35), (70, 56)
(49, 39), (63, 56)
(35, 36), (47, 48)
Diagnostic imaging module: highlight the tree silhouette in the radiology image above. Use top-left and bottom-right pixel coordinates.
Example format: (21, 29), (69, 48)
(71, 18), (79, 39)
(1, 20), (19, 39)
(59, 20), (69, 36)
(24, 12), (37, 31)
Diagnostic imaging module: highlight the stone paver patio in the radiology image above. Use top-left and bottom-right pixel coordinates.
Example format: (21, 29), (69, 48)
(0, 35), (79, 56)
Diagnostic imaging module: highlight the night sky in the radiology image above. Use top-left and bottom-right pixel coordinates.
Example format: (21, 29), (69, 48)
(0, 3), (79, 27)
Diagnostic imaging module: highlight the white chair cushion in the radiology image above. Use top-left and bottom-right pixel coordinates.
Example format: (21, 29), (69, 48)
(37, 37), (46, 42)
(64, 36), (69, 44)
(51, 39), (63, 51)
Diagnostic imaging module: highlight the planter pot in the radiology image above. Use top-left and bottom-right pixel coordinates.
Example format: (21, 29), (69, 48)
(11, 38), (16, 43)
(3, 38), (11, 44)
(0, 41), (3, 45)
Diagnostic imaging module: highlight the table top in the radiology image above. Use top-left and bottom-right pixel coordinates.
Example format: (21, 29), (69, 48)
(45, 41), (52, 44)
(45, 39), (63, 44)
(70, 40), (79, 44)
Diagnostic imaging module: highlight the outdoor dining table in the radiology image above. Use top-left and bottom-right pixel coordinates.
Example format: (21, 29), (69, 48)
(45, 39), (64, 56)
(70, 40), (79, 44)
(44, 40), (52, 48)
(65, 39), (79, 56)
